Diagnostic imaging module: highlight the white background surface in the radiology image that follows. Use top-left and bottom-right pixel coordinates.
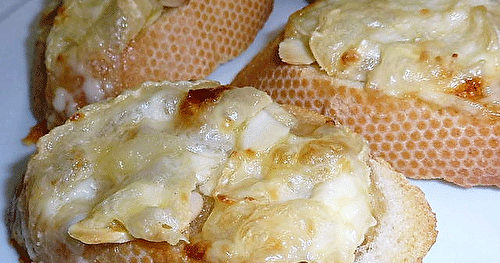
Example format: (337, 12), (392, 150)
(0, 0), (499, 262)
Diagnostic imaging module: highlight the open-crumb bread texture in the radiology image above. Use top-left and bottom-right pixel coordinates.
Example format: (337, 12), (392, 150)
(10, 81), (436, 262)
(29, 0), (273, 134)
(232, 19), (500, 187)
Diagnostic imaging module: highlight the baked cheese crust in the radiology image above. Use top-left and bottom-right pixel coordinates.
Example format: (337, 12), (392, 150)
(14, 80), (381, 262)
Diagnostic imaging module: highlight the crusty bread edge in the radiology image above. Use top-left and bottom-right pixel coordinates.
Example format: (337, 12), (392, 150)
(357, 157), (437, 263)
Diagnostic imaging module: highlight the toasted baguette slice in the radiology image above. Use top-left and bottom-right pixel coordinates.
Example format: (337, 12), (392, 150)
(10, 80), (436, 263)
(232, 29), (500, 188)
(29, 0), (273, 134)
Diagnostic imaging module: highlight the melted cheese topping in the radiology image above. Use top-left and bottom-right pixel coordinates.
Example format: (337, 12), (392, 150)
(27, 80), (375, 262)
(203, 126), (375, 263)
(280, 0), (500, 115)
(46, 0), (189, 69)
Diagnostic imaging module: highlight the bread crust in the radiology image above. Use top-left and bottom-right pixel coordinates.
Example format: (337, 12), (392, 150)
(30, 0), (273, 133)
(232, 32), (500, 187)
(10, 86), (436, 263)
(357, 158), (437, 262)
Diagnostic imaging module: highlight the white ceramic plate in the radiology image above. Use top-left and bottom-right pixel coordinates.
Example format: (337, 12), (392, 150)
(1, 0), (499, 262)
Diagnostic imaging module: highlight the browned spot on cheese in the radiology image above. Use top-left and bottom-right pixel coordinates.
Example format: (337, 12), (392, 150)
(177, 86), (232, 128)
(185, 241), (209, 260)
(181, 192), (189, 202)
(39, 2), (60, 27)
(56, 54), (65, 63)
(298, 140), (346, 165)
(160, 225), (173, 233)
(454, 77), (485, 100)
(420, 8), (430, 16)
(70, 112), (84, 121)
(185, 86), (232, 105)
(271, 146), (296, 166)
(53, 4), (68, 25)
(267, 236), (284, 251)
(22, 120), (49, 145)
(121, 127), (139, 141)
(268, 188), (279, 200)
(109, 219), (128, 232)
(419, 51), (429, 62)
(244, 148), (256, 156)
(72, 151), (86, 171)
(340, 48), (359, 68)
(306, 218), (316, 235)
(216, 194), (235, 204)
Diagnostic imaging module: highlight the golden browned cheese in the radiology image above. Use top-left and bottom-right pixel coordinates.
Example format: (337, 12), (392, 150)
(11, 81), (436, 263)
(232, 33), (500, 187)
(32, 0), (273, 132)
